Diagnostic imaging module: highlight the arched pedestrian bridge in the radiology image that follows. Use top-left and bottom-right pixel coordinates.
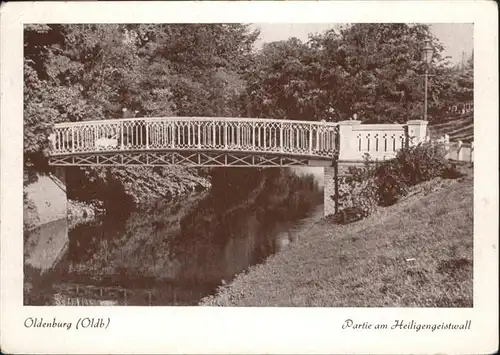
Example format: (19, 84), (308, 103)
(48, 117), (428, 167)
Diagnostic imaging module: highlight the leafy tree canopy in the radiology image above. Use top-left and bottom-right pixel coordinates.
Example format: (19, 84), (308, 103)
(241, 23), (471, 124)
(24, 24), (259, 183)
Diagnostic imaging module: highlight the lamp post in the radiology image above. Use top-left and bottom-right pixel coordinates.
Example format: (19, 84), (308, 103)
(422, 39), (434, 121)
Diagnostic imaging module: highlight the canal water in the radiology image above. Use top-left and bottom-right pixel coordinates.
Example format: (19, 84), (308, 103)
(24, 168), (324, 306)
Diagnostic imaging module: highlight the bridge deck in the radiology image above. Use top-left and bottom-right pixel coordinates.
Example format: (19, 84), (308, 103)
(48, 117), (427, 167)
(49, 117), (339, 166)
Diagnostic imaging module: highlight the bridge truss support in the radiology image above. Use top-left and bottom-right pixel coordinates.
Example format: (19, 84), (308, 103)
(48, 151), (318, 167)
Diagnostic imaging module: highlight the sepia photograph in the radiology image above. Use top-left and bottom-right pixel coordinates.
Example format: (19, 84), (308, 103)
(23, 22), (474, 307)
(1, 1), (498, 354)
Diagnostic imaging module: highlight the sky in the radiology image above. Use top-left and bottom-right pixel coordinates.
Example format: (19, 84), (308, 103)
(251, 23), (473, 65)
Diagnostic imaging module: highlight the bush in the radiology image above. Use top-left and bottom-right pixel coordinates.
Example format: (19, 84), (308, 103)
(441, 162), (466, 179)
(330, 142), (457, 223)
(328, 206), (365, 225)
(351, 176), (379, 217)
(394, 142), (448, 185)
(374, 160), (410, 206)
(333, 154), (379, 220)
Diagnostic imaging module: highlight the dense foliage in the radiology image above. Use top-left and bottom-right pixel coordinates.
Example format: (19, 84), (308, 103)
(24, 24), (258, 182)
(241, 24), (472, 123)
(331, 142), (461, 223)
(24, 24), (259, 212)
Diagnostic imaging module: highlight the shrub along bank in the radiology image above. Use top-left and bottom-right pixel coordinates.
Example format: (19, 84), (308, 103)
(330, 141), (463, 224)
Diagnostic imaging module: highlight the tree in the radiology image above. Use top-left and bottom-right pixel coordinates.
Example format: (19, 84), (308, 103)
(24, 25), (68, 182)
(426, 50), (473, 121)
(314, 24), (452, 123)
(23, 24), (260, 195)
(240, 37), (321, 121)
(148, 24), (258, 117)
(241, 24), (453, 124)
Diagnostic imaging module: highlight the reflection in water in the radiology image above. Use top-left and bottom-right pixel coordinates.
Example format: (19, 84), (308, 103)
(24, 218), (69, 272)
(24, 168), (324, 306)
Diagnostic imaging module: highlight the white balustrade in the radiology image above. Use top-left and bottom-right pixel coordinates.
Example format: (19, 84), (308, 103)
(50, 117), (437, 163)
(354, 124), (407, 160)
(51, 117), (339, 159)
(337, 121), (418, 161)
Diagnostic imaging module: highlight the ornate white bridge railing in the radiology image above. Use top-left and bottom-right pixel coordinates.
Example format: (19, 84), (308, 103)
(50, 117), (339, 159)
(49, 117), (430, 166)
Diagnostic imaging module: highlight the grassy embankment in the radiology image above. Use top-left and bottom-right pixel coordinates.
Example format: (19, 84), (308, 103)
(200, 168), (473, 307)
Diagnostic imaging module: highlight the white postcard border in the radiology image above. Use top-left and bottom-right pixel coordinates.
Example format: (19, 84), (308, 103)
(1, 1), (498, 354)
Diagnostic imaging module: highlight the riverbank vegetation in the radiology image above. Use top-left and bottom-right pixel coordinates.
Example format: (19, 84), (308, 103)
(200, 166), (473, 307)
(331, 141), (464, 224)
